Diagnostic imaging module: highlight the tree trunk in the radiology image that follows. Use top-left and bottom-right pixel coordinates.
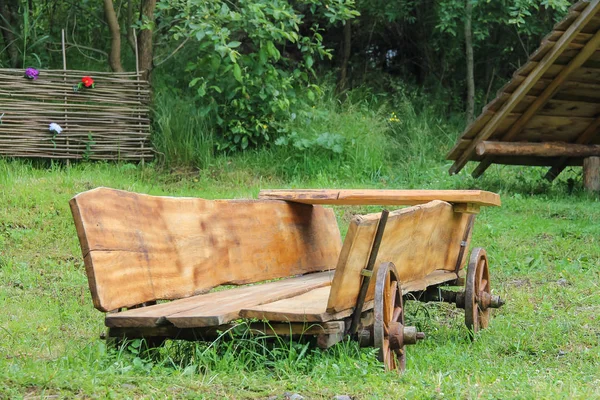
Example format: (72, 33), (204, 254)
(0, 0), (19, 68)
(104, 0), (125, 72)
(337, 21), (352, 93)
(126, 0), (136, 53)
(465, 0), (475, 124)
(138, 0), (156, 81)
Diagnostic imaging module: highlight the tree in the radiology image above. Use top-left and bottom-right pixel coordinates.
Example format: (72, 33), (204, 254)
(0, 0), (19, 67)
(138, 0), (156, 80)
(103, 0), (124, 72)
(465, 0), (474, 123)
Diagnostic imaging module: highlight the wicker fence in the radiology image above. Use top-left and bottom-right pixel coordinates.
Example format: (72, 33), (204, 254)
(0, 68), (152, 161)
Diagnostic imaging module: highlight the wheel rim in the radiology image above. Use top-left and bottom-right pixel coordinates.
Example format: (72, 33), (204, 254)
(465, 248), (491, 339)
(374, 262), (405, 372)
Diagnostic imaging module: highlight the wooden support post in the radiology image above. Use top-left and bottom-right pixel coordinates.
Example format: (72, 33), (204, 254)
(583, 157), (600, 192)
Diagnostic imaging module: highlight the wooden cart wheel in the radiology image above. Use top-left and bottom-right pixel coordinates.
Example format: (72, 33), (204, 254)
(465, 247), (491, 338)
(374, 262), (424, 372)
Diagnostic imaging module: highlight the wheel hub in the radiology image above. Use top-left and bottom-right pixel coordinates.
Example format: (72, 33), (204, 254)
(388, 322), (425, 350)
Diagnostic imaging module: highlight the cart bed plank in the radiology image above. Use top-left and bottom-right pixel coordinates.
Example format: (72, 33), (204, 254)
(105, 271), (334, 328)
(241, 269), (459, 322)
(259, 189), (501, 207)
(240, 286), (351, 322)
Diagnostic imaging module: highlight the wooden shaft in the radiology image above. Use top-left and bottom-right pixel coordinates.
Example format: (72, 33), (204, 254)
(583, 157), (600, 192)
(476, 141), (600, 158)
(349, 210), (389, 335)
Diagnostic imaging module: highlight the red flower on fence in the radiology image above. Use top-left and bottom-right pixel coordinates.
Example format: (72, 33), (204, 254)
(82, 76), (95, 88)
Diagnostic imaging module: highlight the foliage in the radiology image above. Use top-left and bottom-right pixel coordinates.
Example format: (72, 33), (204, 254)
(156, 0), (359, 150)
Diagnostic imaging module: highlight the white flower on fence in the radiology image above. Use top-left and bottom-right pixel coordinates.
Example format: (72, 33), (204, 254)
(49, 123), (63, 135)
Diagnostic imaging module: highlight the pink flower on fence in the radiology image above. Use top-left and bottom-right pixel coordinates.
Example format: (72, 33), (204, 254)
(25, 68), (39, 80)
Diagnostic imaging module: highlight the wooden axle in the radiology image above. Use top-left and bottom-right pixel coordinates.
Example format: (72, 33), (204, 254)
(476, 141), (600, 158)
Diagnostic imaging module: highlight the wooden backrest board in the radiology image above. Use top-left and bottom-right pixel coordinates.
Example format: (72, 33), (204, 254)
(70, 188), (342, 312)
(326, 200), (472, 313)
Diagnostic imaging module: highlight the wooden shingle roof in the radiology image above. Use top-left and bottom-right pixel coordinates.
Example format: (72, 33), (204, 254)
(448, 0), (600, 180)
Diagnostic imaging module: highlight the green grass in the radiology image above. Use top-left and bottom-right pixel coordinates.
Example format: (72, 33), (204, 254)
(0, 154), (599, 399)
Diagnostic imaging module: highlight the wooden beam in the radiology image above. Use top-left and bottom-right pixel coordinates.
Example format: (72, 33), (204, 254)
(476, 141), (600, 157)
(471, 25), (600, 178)
(258, 189), (502, 207)
(546, 114), (600, 180)
(583, 156), (600, 191)
(449, 0), (600, 175)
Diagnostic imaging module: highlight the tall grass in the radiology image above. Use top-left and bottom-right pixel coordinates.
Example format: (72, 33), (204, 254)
(152, 91), (215, 169)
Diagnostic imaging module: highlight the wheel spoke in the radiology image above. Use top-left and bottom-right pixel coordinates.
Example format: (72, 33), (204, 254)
(480, 278), (488, 291)
(392, 306), (402, 322)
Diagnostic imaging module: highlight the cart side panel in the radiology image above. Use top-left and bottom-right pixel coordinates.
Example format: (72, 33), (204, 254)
(326, 201), (472, 313)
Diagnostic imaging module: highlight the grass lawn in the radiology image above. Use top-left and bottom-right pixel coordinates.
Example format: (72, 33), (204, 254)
(0, 159), (599, 399)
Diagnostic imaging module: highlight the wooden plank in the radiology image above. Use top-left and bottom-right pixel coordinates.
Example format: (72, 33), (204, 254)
(326, 201), (473, 313)
(402, 270), (459, 293)
(241, 269), (461, 323)
(479, 156), (582, 167)
(240, 286), (354, 322)
(107, 321), (346, 341)
(70, 188), (342, 312)
(105, 271), (334, 328)
(449, 0), (600, 175)
(582, 14), (600, 34)
(476, 141), (600, 157)
(258, 189), (501, 207)
(545, 31), (594, 46)
(492, 115), (593, 144)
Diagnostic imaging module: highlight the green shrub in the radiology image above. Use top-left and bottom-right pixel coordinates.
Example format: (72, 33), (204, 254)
(157, 0), (358, 151)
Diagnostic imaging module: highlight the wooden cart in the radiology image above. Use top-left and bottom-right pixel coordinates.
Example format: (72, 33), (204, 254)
(70, 188), (504, 372)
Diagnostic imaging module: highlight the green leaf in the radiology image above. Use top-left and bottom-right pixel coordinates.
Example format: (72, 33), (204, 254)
(233, 64), (243, 83)
(305, 55), (314, 68)
(228, 41), (241, 48)
(266, 41), (280, 61)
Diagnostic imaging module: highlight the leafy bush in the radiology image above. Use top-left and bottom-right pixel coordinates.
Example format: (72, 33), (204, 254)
(157, 0), (359, 151)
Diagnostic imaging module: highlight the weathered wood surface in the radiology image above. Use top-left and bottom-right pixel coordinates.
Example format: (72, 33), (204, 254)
(240, 269), (460, 322)
(241, 286), (355, 322)
(70, 188), (342, 312)
(447, 0), (600, 179)
(106, 271), (334, 328)
(258, 189), (501, 207)
(584, 156), (600, 191)
(107, 321), (346, 341)
(326, 201), (474, 313)
(476, 141), (600, 157)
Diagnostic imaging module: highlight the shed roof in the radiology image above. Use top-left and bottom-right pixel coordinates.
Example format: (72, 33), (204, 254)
(447, 0), (600, 180)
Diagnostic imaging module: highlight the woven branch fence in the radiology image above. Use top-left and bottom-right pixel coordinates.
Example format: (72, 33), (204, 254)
(0, 68), (152, 161)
